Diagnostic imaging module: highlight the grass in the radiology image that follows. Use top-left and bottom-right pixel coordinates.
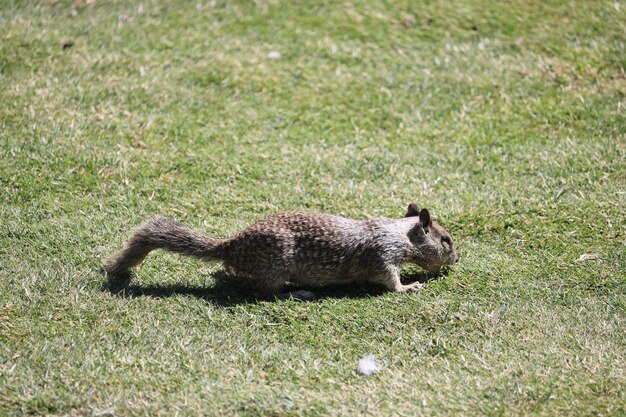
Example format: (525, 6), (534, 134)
(1, 0), (625, 415)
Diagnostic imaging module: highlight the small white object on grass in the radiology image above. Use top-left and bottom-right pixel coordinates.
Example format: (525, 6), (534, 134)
(267, 51), (281, 59)
(575, 253), (599, 263)
(357, 354), (382, 376)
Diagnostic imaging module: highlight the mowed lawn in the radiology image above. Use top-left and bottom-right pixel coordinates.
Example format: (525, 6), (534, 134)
(1, 1), (624, 416)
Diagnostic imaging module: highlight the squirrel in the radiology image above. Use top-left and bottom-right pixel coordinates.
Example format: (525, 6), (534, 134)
(104, 203), (459, 300)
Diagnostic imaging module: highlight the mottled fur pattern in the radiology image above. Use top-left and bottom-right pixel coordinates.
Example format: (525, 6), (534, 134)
(104, 204), (459, 299)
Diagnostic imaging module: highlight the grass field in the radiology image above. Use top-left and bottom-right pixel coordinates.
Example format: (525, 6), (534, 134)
(1, 0), (625, 415)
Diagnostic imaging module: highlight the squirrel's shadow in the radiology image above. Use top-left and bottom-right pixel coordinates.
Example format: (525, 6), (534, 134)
(101, 268), (447, 306)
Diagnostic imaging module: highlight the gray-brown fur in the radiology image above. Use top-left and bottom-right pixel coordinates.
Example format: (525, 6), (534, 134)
(104, 204), (459, 299)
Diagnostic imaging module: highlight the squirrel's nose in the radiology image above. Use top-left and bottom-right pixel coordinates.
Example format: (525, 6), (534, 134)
(455, 255), (460, 263)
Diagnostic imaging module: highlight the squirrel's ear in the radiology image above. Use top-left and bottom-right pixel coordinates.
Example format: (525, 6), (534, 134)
(405, 203), (420, 217)
(419, 208), (431, 232)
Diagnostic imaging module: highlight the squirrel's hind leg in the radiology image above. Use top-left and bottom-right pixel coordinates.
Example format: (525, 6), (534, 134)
(249, 270), (317, 301)
(250, 271), (288, 300)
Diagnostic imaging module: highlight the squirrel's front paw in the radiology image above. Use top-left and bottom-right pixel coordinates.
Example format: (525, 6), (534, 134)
(402, 282), (425, 293)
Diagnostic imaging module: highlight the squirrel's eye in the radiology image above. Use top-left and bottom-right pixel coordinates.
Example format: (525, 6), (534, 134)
(441, 237), (451, 247)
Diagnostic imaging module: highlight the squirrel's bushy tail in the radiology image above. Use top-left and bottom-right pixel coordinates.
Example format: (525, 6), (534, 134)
(104, 216), (224, 277)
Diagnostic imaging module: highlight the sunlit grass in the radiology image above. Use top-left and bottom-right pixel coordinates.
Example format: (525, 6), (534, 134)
(1, 1), (624, 415)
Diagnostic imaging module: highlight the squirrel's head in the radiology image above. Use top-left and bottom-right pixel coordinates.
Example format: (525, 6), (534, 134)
(405, 203), (459, 273)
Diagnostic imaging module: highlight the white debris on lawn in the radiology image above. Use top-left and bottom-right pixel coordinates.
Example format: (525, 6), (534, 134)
(575, 253), (599, 263)
(357, 354), (382, 376)
(267, 51), (281, 59)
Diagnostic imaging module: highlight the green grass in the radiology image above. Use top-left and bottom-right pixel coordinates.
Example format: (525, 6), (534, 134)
(1, 0), (625, 415)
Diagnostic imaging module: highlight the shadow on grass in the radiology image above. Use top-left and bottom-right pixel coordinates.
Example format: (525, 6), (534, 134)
(101, 268), (446, 306)
(101, 269), (254, 307)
